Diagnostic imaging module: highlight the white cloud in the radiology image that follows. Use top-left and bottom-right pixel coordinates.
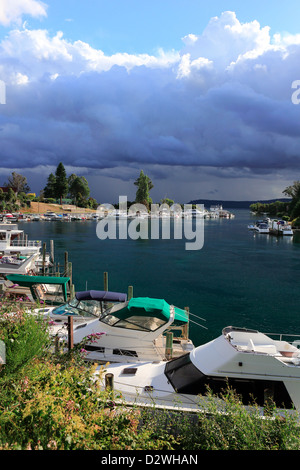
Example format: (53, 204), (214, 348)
(0, 0), (47, 26)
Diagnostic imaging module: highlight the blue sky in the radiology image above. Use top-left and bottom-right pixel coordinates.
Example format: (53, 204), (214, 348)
(22, 0), (300, 54)
(0, 0), (300, 203)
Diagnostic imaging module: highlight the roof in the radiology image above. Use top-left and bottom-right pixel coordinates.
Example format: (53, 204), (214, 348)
(6, 274), (70, 286)
(112, 297), (189, 324)
(76, 290), (127, 302)
(6, 274), (70, 301)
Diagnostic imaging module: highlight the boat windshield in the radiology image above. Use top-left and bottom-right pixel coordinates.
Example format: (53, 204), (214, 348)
(100, 314), (166, 331)
(52, 298), (101, 317)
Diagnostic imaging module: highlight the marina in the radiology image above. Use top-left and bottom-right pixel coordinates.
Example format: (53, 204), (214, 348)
(1, 208), (300, 415)
(248, 218), (294, 236)
(1, 208), (299, 344)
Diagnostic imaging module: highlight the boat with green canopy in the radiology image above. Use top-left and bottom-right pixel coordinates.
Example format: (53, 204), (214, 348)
(5, 273), (70, 304)
(33, 292), (206, 363)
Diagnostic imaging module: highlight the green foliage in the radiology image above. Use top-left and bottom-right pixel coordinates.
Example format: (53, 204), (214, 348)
(1, 300), (300, 450)
(250, 200), (290, 217)
(292, 217), (300, 228)
(42, 167), (93, 208)
(69, 176), (90, 205)
(0, 302), (51, 377)
(134, 170), (153, 209)
(4, 172), (30, 194)
(140, 386), (300, 451)
(44, 173), (56, 199)
(54, 163), (68, 204)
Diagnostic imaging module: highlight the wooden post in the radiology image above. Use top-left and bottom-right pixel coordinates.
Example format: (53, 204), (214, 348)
(70, 284), (75, 300)
(128, 285), (133, 300)
(165, 332), (173, 360)
(105, 373), (114, 391)
(42, 242), (46, 275)
(50, 240), (54, 264)
(104, 272), (108, 291)
(68, 316), (74, 350)
(182, 306), (190, 340)
(68, 262), (72, 284)
(64, 251), (68, 276)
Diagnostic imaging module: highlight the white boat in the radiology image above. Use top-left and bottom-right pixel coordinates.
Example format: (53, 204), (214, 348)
(34, 291), (202, 363)
(95, 326), (300, 413)
(0, 226), (52, 275)
(42, 211), (60, 221)
(183, 208), (205, 218)
(253, 221), (270, 234)
(270, 220), (293, 236)
(0, 252), (40, 275)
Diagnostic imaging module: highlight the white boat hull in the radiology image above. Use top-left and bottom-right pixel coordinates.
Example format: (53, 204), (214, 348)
(96, 327), (300, 413)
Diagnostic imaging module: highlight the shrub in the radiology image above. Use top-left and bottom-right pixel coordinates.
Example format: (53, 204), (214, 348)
(0, 302), (51, 377)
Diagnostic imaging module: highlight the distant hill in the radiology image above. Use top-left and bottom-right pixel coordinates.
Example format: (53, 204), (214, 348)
(188, 198), (291, 209)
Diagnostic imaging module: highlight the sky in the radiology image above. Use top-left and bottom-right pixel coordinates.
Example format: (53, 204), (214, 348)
(0, 0), (300, 204)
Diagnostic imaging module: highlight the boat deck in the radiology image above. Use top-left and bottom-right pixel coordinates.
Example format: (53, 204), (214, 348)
(224, 327), (300, 366)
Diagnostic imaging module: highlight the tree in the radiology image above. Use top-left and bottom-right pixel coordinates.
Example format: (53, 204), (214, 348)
(134, 170), (153, 209)
(54, 163), (68, 204)
(69, 176), (90, 206)
(5, 171), (30, 194)
(67, 173), (77, 196)
(283, 181), (300, 219)
(283, 181), (300, 199)
(44, 173), (56, 199)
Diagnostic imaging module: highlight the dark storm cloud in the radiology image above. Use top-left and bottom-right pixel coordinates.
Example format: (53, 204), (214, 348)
(1, 11), (300, 183)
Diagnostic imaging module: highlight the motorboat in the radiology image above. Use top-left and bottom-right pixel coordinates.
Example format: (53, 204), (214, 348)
(5, 273), (71, 304)
(270, 220), (293, 236)
(0, 226), (41, 256)
(254, 223), (269, 234)
(251, 220), (270, 234)
(33, 291), (201, 363)
(0, 252), (40, 275)
(183, 208), (205, 218)
(95, 326), (300, 413)
(0, 226), (52, 275)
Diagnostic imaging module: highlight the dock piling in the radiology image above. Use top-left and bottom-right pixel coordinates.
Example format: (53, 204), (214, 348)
(128, 285), (133, 300)
(104, 272), (108, 291)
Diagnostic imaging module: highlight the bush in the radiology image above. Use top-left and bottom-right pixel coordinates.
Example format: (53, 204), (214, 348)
(292, 217), (300, 228)
(0, 302), (51, 377)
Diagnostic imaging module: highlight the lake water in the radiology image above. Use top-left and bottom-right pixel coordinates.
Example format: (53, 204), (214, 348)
(19, 210), (300, 346)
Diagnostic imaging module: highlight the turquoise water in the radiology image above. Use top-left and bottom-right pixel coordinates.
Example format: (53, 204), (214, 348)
(19, 210), (300, 346)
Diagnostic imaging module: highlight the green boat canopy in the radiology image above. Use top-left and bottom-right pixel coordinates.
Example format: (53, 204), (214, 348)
(6, 274), (70, 302)
(112, 297), (189, 325)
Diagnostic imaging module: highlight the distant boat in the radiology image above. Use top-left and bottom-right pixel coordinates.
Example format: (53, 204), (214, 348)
(254, 222), (269, 234)
(270, 220), (293, 236)
(249, 220), (270, 234)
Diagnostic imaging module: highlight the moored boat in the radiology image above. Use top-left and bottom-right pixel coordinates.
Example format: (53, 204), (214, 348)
(95, 326), (300, 413)
(33, 291), (202, 363)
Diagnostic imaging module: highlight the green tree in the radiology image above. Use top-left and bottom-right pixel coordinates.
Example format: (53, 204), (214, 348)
(54, 163), (68, 204)
(134, 170), (153, 209)
(283, 181), (300, 219)
(5, 171), (30, 194)
(161, 197), (174, 206)
(69, 176), (90, 206)
(43, 173), (56, 199)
